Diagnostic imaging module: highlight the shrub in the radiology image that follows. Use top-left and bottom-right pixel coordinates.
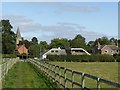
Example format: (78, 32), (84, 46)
(2, 54), (17, 58)
(46, 54), (115, 62)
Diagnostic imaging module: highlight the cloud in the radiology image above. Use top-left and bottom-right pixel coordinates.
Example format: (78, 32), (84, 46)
(3, 15), (42, 32)
(63, 6), (99, 12)
(2, 15), (106, 43)
(55, 6), (99, 14)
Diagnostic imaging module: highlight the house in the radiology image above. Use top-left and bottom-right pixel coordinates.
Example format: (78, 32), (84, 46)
(70, 48), (91, 55)
(15, 27), (28, 59)
(16, 44), (28, 55)
(93, 42), (119, 55)
(42, 47), (67, 59)
(41, 47), (90, 59)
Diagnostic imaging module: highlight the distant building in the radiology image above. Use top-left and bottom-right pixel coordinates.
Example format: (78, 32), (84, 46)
(70, 48), (91, 55)
(93, 42), (119, 55)
(41, 47), (90, 59)
(42, 47), (67, 59)
(16, 27), (22, 45)
(15, 27), (28, 59)
(16, 44), (28, 55)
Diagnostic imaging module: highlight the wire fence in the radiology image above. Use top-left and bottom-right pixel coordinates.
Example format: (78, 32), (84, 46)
(29, 59), (120, 89)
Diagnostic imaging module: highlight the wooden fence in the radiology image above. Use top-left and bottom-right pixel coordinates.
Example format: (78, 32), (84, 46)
(0, 58), (17, 80)
(29, 59), (120, 89)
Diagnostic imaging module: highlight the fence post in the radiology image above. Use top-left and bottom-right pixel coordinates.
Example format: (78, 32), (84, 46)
(64, 68), (66, 88)
(54, 65), (57, 82)
(81, 73), (85, 89)
(97, 78), (100, 90)
(72, 70), (74, 89)
(59, 67), (61, 85)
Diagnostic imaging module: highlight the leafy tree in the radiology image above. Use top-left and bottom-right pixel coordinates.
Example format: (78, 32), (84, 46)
(39, 41), (49, 52)
(31, 37), (38, 45)
(49, 38), (70, 49)
(87, 41), (95, 47)
(70, 34), (86, 48)
(1, 20), (16, 54)
(19, 39), (32, 49)
(28, 44), (40, 57)
(110, 37), (118, 45)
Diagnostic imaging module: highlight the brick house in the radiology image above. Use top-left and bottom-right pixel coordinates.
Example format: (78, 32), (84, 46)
(93, 42), (119, 55)
(16, 44), (28, 55)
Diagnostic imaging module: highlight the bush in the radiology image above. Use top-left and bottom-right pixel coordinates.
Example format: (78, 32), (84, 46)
(116, 56), (120, 62)
(47, 54), (115, 62)
(2, 54), (17, 58)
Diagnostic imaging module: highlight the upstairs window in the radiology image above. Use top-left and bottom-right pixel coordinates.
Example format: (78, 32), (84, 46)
(51, 50), (54, 53)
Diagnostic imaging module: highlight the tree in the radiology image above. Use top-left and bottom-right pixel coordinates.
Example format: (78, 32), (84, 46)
(31, 37), (38, 45)
(70, 34), (86, 48)
(110, 37), (117, 45)
(87, 41), (95, 47)
(19, 39), (32, 49)
(1, 20), (16, 54)
(49, 38), (70, 49)
(28, 44), (40, 57)
(39, 41), (49, 52)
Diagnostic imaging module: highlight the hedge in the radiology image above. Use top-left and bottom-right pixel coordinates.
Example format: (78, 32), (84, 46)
(2, 54), (17, 58)
(46, 54), (115, 62)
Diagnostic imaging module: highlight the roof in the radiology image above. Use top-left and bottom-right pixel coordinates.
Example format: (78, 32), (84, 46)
(16, 45), (22, 50)
(105, 45), (118, 50)
(16, 44), (26, 50)
(16, 27), (21, 38)
(44, 48), (67, 55)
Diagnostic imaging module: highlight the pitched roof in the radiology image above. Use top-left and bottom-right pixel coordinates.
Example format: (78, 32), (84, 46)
(101, 45), (118, 50)
(16, 27), (21, 38)
(44, 48), (67, 55)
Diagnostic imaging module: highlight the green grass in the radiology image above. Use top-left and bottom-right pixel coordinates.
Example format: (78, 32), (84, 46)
(2, 62), (56, 88)
(50, 62), (119, 88)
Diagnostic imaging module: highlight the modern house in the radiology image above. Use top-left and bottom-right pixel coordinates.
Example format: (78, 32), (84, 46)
(93, 42), (119, 55)
(42, 47), (67, 59)
(70, 48), (91, 55)
(41, 47), (90, 59)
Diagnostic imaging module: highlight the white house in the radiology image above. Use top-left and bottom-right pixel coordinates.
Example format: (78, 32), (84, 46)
(42, 47), (67, 59)
(70, 48), (91, 55)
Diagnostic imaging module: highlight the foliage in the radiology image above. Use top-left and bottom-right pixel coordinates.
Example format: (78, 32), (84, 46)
(19, 39), (32, 49)
(31, 37), (38, 45)
(2, 54), (17, 58)
(47, 54), (115, 62)
(70, 34), (86, 48)
(39, 41), (49, 52)
(1, 20), (16, 54)
(28, 44), (40, 57)
(49, 38), (70, 49)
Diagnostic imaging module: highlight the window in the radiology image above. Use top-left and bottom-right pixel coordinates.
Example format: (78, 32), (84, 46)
(105, 50), (107, 53)
(55, 50), (58, 52)
(51, 50), (54, 53)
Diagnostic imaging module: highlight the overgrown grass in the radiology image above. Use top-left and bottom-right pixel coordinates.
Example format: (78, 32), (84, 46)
(2, 62), (56, 88)
(50, 62), (119, 88)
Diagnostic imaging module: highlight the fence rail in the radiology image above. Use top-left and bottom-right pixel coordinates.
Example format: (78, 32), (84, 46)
(29, 59), (120, 89)
(0, 58), (17, 80)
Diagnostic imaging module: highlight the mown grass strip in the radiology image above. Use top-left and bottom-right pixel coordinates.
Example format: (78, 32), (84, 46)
(2, 61), (57, 88)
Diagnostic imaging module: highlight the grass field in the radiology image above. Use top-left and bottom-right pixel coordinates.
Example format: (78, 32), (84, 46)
(2, 62), (56, 88)
(50, 62), (119, 88)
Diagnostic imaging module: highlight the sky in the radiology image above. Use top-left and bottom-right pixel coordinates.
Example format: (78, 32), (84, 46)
(1, 2), (118, 43)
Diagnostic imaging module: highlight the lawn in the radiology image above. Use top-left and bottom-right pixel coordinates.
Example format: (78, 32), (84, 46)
(2, 61), (56, 88)
(50, 62), (119, 88)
